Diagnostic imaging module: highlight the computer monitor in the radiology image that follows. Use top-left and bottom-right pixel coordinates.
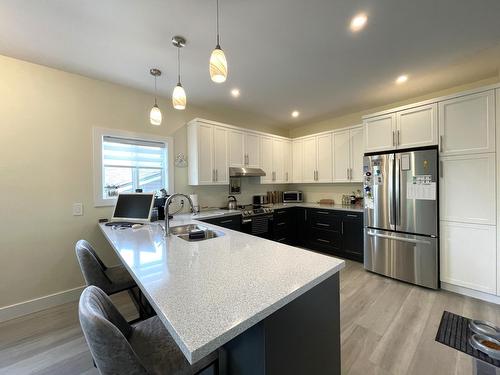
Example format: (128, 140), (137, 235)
(111, 193), (155, 223)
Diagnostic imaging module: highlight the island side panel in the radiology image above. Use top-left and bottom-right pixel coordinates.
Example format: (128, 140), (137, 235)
(224, 273), (341, 375)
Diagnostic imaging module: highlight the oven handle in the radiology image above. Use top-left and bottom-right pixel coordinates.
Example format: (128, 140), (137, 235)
(242, 218), (252, 224)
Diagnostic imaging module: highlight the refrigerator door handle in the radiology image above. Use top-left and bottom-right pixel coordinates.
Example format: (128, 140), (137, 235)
(395, 154), (401, 227)
(366, 231), (431, 245)
(388, 154), (396, 229)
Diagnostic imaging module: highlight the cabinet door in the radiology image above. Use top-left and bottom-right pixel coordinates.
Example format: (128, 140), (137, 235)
(364, 113), (396, 153)
(292, 139), (303, 183)
(341, 213), (364, 262)
(440, 221), (496, 294)
(228, 130), (245, 167)
(302, 137), (317, 183)
(396, 103), (438, 149)
(332, 130), (350, 182)
(272, 138), (285, 183)
(439, 90), (495, 155)
(245, 133), (260, 168)
(197, 123), (215, 184)
(213, 127), (228, 184)
(349, 126), (364, 182)
(440, 153), (496, 225)
(260, 137), (274, 184)
(316, 133), (333, 183)
(283, 140), (292, 183)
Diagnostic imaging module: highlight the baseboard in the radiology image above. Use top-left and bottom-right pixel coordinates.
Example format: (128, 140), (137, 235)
(441, 282), (500, 305)
(0, 285), (85, 323)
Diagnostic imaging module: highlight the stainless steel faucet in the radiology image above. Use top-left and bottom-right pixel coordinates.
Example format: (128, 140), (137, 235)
(164, 193), (195, 236)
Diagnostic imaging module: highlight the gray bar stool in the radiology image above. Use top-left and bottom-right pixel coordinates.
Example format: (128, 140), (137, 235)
(75, 239), (153, 320)
(79, 286), (220, 375)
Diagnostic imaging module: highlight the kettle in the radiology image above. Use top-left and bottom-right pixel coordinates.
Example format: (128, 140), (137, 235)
(227, 195), (238, 210)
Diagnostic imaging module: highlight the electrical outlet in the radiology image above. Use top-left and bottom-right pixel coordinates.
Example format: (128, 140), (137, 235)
(73, 203), (83, 216)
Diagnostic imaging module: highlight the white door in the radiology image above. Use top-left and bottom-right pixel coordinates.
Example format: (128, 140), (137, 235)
(349, 126), (364, 182)
(396, 103), (438, 149)
(364, 113), (396, 153)
(197, 123), (214, 184)
(316, 133), (333, 183)
(440, 153), (496, 225)
(302, 136), (317, 183)
(332, 130), (350, 182)
(292, 140), (303, 183)
(245, 133), (260, 168)
(260, 137), (274, 184)
(228, 130), (245, 167)
(213, 127), (228, 184)
(440, 221), (497, 294)
(439, 90), (495, 156)
(272, 138), (285, 183)
(283, 140), (292, 183)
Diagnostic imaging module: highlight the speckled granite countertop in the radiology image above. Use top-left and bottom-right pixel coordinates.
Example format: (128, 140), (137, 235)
(99, 216), (345, 364)
(271, 202), (364, 213)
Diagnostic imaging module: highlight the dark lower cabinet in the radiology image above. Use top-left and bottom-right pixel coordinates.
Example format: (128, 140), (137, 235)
(199, 215), (241, 231)
(340, 212), (364, 262)
(272, 208), (296, 245)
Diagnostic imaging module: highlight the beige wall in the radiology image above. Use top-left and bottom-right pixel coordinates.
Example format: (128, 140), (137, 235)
(289, 76), (500, 138)
(0, 55), (286, 309)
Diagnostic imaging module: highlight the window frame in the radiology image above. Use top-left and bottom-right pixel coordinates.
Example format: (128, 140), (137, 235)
(93, 127), (174, 207)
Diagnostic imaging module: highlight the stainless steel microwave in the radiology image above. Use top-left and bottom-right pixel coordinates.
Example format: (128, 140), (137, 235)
(283, 191), (303, 203)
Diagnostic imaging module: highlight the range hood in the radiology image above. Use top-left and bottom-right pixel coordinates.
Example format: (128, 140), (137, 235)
(229, 167), (266, 177)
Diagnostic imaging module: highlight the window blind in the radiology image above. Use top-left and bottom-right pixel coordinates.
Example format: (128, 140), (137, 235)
(102, 136), (166, 169)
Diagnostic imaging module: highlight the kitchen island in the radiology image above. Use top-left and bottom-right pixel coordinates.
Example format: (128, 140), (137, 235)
(99, 213), (345, 375)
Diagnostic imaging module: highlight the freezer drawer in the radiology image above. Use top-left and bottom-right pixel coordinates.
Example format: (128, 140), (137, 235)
(364, 228), (438, 289)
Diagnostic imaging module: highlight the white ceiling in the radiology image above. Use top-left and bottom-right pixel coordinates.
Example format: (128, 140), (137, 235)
(1, 0), (500, 128)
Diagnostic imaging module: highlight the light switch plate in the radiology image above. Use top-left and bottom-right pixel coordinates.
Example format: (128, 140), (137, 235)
(73, 203), (83, 216)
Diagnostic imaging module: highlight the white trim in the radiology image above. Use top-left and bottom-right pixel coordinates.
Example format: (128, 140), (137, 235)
(92, 127), (175, 207)
(0, 286), (85, 323)
(363, 83), (500, 120)
(441, 282), (500, 305)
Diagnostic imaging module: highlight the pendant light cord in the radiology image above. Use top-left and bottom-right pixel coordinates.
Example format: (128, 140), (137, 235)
(154, 76), (158, 106)
(216, 0), (220, 47)
(177, 46), (181, 84)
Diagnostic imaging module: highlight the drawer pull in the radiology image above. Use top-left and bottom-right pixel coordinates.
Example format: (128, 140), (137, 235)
(346, 214), (359, 218)
(317, 211), (329, 215)
(317, 238), (330, 243)
(277, 237), (287, 242)
(316, 223), (330, 227)
(220, 219), (233, 224)
(277, 222), (286, 226)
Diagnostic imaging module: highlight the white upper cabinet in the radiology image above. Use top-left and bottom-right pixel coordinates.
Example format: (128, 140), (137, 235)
(302, 136), (317, 183)
(260, 137), (274, 184)
(188, 121), (228, 185)
(316, 134), (333, 183)
(333, 130), (350, 182)
(396, 104), (438, 149)
(297, 134), (333, 183)
(350, 126), (364, 182)
(272, 138), (285, 183)
(364, 114), (396, 153)
(283, 140), (292, 183)
(228, 130), (245, 167)
(439, 90), (495, 156)
(440, 153), (496, 225)
(292, 139), (303, 183)
(245, 133), (260, 168)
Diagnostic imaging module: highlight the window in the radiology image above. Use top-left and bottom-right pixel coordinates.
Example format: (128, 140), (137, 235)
(93, 128), (173, 206)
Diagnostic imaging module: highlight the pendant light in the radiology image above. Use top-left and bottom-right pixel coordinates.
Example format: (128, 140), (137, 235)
(209, 0), (228, 83)
(149, 68), (162, 126)
(172, 36), (187, 110)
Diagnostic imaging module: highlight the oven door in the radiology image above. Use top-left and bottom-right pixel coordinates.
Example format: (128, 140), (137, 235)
(241, 215), (273, 239)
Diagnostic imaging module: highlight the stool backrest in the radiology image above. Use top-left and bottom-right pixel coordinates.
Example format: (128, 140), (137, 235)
(75, 240), (112, 290)
(79, 286), (147, 375)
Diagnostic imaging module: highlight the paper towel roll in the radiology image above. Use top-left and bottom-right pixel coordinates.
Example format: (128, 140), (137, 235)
(189, 194), (199, 212)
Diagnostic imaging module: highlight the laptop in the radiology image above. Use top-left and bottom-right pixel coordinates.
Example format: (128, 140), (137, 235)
(109, 193), (155, 225)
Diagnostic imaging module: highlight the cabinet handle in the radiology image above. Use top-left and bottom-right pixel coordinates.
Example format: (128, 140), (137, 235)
(212, 169), (215, 182)
(350, 168), (353, 180)
(277, 237), (287, 242)
(392, 131), (396, 147)
(439, 135), (443, 153)
(341, 221), (344, 235)
(317, 211), (329, 214)
(316, 222), (330, 227)
(346, 214), (359, 218)
(215, 169), (218, 182)
(346, 168), (349, 179)
(397, 130), (400, 146)
(439, 161), (443, 178)
(277, 222), (286, 226)
(317, 238), (330, 243)
(286, 172), (288, 181)
(220, 219), (233, 224)
(304, 210), (307, 221)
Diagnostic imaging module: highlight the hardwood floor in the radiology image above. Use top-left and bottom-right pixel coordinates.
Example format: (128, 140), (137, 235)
(1, 260), (499, 375)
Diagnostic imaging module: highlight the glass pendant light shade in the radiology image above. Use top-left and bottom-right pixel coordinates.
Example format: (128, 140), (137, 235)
(209, 47), (228, 83)
(149, 104), (162, 126)
(172, 84), (186, 110)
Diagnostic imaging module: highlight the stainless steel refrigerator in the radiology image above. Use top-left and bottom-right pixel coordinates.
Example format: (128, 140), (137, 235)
(363, 148), (439, 289)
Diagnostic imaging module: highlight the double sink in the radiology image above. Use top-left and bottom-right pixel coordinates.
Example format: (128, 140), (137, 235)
(170, 224), (225, 242)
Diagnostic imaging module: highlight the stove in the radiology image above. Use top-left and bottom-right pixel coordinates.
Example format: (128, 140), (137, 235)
(241, 206), (274, 217)
(239, 205), (274, 238)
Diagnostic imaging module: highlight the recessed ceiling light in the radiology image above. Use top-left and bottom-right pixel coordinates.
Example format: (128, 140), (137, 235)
(231, 88), (240, 97)
(350, 13), (368, 32)
(396, 75), (408, 84)
(291, 110), (300, 118)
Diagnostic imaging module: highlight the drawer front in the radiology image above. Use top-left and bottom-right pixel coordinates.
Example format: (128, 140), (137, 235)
(201, 216), (241, 230)
(308, 228), (341, 250)
(310, 210), (341, 231)
(341, 212), (363, 221)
